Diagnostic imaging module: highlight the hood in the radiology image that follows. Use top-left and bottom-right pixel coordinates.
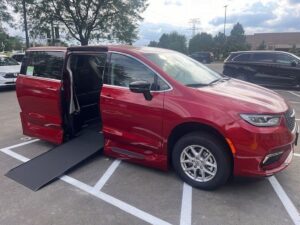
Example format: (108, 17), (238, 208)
(0, 65), (21, 74)
(196, 79), (288, 114)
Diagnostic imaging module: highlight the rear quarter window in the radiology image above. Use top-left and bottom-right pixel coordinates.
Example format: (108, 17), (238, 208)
(21, 51), (64, 80)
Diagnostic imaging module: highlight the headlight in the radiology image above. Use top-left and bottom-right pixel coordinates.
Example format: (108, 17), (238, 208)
(240, 114), (281, 127)
(0, 72), (6, 77)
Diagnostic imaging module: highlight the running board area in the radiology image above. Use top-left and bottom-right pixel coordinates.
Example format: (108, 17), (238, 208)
(6, 130), (104, 191)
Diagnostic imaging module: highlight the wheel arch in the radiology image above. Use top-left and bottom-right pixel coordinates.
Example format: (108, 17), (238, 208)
(167, 122), (233, 167)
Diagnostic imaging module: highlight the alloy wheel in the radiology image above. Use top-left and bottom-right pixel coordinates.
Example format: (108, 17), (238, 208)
(180, 145), (217, 182)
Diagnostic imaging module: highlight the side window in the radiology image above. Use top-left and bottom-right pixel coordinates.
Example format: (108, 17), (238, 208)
(252, 53), (275, 63)
(105, 53), (169, 91)
(20, 51), (64, 80)
(276, 53), (296, 65)
(233, 53), (251, 62)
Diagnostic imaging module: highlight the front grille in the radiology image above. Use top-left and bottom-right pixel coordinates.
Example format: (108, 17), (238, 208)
(284, 108), (296, 132)
(4, 73), (17, 78)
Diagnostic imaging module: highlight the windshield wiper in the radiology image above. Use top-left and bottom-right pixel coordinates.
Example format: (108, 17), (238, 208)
(186, 77), (231, 87)
(208, 76), (231, 85)
(186, 83), (208, 87)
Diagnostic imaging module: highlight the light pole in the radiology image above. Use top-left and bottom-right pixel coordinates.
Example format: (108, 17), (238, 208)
(224, 5), (228, 36)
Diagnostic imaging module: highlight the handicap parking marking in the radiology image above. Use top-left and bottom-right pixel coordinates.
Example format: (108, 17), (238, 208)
(268, 176), (300, 225)
(180, 183), (192, 225)
(0, 141), (172, 225)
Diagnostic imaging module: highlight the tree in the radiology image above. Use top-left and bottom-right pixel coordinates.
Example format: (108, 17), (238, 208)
(213, 32), (226, 59)
(9, 0), (35, 48)
(0, 0), (13, 27)
(188, 32), (214, 53)
(151, 32), (187, 53)
(225, 23), (250, 53)
(148, 41), (158, 47)
(0, 29), (24, 51)
(34, 0), (148, 45)
(257, 40), (267, 50)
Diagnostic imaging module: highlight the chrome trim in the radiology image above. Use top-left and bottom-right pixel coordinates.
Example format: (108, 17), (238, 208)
(290, 109), (295, 118)
(18, 74), (61, 83)
(262, 151), (284, 164)
(108, 51), (173, 93)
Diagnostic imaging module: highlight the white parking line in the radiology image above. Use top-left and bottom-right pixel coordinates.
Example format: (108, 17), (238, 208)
(0, 143), (171, 225)
(93, 159), (121, 191)
(1, 139), (40, 150)
(295, 153), (300, 157)
(289, 91), (300, 98)
(290, 101), (300, 104)
(180, 182), (192, 225)
(61, 175), (172, 225)
(0, 148), (30, 162)
(268, 176), (300, 225)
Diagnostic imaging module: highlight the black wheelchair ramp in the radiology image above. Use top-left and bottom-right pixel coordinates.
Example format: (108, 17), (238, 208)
(6, 130), (104, 191)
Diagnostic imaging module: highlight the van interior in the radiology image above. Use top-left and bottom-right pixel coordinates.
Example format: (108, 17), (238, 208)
(66, 54), (106, 136)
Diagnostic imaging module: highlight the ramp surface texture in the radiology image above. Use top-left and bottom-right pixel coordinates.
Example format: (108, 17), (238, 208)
(6, 130), (104, 191)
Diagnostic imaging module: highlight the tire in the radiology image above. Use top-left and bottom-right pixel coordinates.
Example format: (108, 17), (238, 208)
(172, 132), (231, 190)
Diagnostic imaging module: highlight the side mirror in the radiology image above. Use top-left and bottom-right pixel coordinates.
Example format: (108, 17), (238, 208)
(291, 60), (297, 67)
(129, 80), (153, 101)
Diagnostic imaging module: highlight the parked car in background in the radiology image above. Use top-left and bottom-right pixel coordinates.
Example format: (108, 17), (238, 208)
(0, 55), (21, 87)
(11, 53), (25, 63)
(189, 51), (214, 64)
(223, 51), (300, 89)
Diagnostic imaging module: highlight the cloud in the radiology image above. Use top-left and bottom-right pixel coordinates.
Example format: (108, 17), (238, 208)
(164, 0), (182, 6)
(288, 0), (300, 4)
(268, 13), (300, 31)
(210, 2), (277, 28)
(135, 22), (187, 46)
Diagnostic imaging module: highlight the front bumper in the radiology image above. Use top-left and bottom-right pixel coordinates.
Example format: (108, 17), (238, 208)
(230, 120), (298, 177)
(0, 76), (17, 87)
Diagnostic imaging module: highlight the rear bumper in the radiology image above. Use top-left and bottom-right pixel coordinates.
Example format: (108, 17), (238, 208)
(230, 120), (298, 177)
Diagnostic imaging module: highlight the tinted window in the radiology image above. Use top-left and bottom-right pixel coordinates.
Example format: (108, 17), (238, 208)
(105, 53), (169, 91)
(21, 51), (64, 80)
(233, 53), (251, 62)
(252, 53), (275, 63)
(276, 53), (298, 65)
(0, 57), (19, 66)
(70, 54), (106, 93)
(12, 54), (24, 62)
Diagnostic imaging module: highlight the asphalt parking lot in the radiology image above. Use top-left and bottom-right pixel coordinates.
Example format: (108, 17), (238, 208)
(0, 64), (299, 225)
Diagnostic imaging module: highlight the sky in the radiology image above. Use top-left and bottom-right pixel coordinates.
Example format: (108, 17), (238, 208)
(5, 0), (300, 46)
(135, 0), (300, 45)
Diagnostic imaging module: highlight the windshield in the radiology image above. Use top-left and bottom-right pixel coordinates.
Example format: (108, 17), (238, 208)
(144, 51), (222, 86)
(0, 57), (19, 66)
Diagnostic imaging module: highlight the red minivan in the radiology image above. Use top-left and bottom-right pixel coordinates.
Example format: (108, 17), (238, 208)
(16, 45), (298, 190)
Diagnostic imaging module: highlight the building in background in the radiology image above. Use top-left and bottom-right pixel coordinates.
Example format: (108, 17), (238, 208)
(246, 32), (300, 51)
